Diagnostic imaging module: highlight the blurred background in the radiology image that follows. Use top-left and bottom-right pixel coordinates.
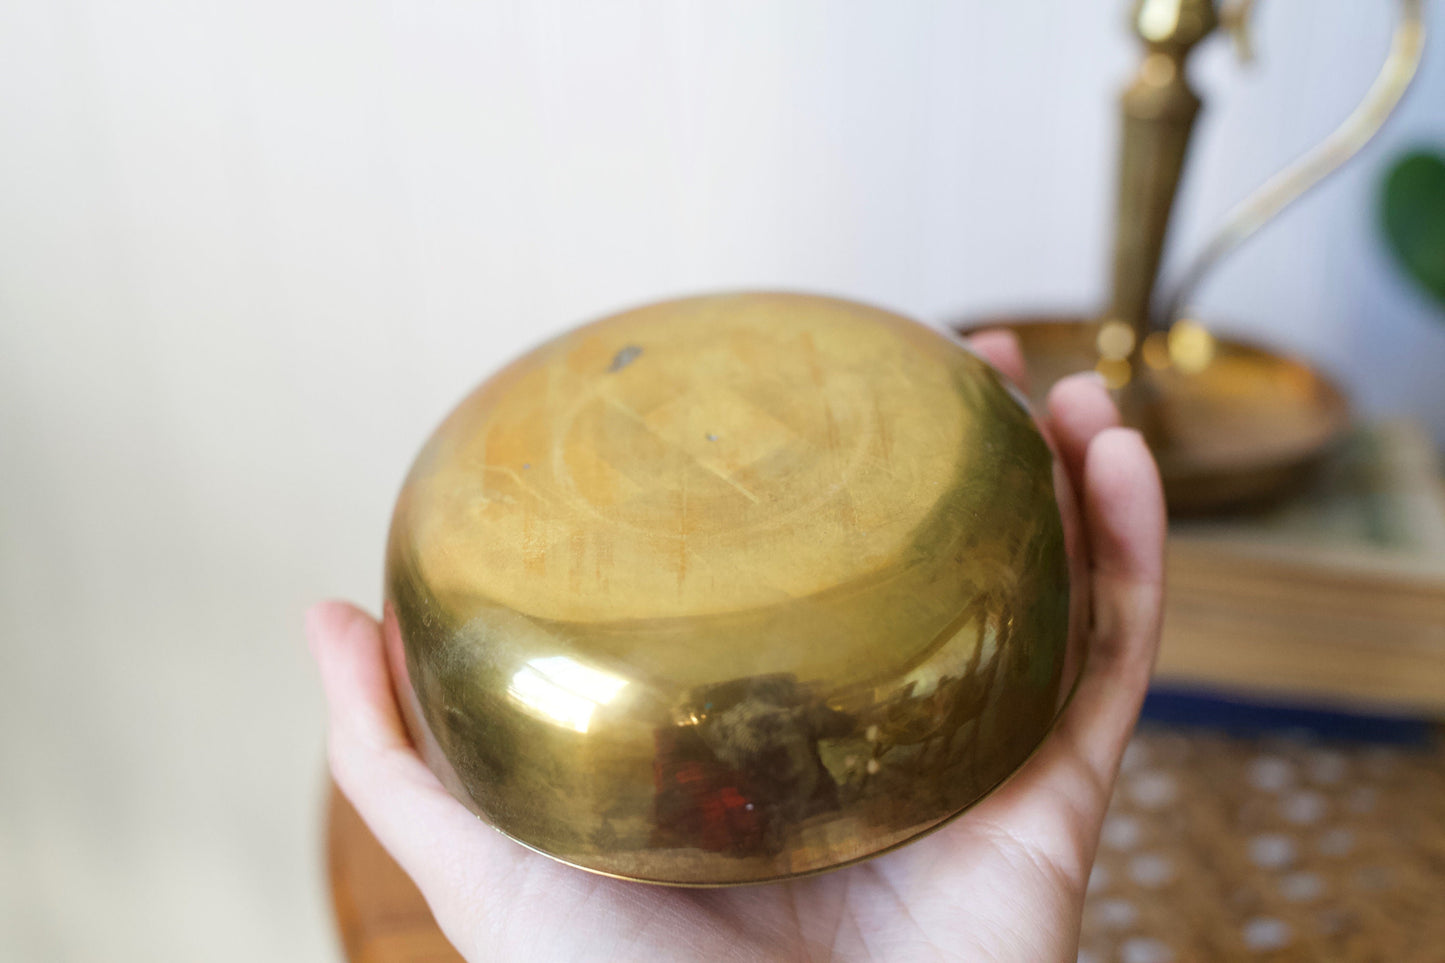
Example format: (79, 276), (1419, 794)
(1, 2), (1442, 961)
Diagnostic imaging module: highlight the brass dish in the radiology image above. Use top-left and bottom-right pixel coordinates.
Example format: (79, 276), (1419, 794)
(954, 315), (1350, 514)
(384, 292), (1088, 886)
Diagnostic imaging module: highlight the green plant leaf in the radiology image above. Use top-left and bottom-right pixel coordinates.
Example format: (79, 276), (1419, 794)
(1381, 149), (1445, 309)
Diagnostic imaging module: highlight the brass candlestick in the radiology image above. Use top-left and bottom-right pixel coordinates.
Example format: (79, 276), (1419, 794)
(1104, 0), (1217, 371)
(962, 0), (1425, 512)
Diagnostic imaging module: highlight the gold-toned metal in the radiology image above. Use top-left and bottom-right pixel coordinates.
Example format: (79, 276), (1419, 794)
(1218, 0), (1257, 63)
(954, 314), (1350, 514)
(1110, 0), (1425, 349)
(1096, 319), (1137, 361)
(1091, 0), (1421, 506)
(1106, 0), (1218, 354)
(1158, 0), (1426, 327)
(385, 293), (1088, 885)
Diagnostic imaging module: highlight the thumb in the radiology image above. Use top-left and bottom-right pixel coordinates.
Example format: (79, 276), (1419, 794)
(306, 600), (527, 948)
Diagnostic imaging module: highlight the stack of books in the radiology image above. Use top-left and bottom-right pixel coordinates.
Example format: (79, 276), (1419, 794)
(1157, 421), (1445, 715)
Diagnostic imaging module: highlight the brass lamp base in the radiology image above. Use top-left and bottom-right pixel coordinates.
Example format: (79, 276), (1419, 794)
(954, 315), (1350, 514)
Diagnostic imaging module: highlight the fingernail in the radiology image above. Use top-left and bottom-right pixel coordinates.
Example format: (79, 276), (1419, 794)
(1057, 370), (1107, 389)
(1116, 426), (1146, 444)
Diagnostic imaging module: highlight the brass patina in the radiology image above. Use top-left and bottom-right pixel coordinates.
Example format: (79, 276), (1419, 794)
(384, 293), (1088, 885)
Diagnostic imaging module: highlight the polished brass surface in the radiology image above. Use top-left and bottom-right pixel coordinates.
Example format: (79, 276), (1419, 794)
(1158, 0), (1425, 327)
(1106, 0), (1218, 355)
(954, 314), (1349, 514)
(1107, 0), (1424, 374)
(385, 293), (1088, 885)
(1098, 0), (1419, 500)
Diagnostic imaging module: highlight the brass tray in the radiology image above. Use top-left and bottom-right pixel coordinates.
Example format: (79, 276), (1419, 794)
(954, 315), (1350, 514)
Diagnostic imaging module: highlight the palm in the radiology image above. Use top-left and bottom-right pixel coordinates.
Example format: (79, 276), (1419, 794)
(442, 715), (1106, 961)
(523, 800), (1094, 962)
(310, 334), (1164, 963)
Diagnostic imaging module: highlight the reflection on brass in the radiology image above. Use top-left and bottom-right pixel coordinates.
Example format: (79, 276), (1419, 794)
(385, 293), (1088, 885)
(955, 315), (1349, 514)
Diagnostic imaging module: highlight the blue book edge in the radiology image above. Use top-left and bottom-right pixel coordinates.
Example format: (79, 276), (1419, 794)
(1139, 683), (1437, 747)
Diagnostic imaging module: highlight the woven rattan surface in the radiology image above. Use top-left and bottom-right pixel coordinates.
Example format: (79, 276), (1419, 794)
(1079, 725), (1445, 963)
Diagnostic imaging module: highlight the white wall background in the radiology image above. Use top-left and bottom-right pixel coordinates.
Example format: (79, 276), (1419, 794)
(1, 2), (1441, 960)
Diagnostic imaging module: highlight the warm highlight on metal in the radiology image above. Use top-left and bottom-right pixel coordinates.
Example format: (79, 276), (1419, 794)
(383, 293), (1088, 886)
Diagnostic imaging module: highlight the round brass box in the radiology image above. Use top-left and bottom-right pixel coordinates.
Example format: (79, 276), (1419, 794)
(384, 293), (1088, 885)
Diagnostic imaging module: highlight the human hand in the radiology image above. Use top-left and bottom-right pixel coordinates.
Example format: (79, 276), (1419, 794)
(308, 330), (1166, 962)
